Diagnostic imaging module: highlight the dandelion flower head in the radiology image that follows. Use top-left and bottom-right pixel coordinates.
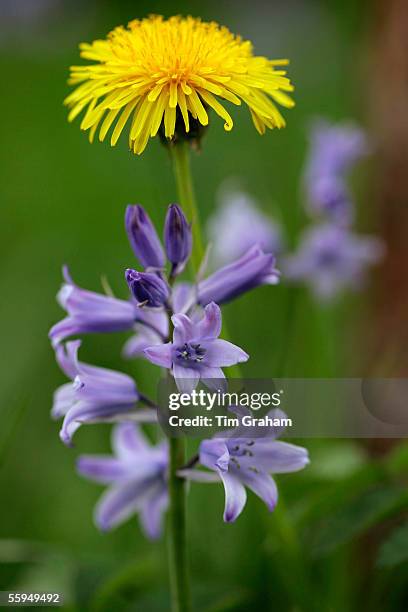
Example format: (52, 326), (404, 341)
(65, 15), (295, 154)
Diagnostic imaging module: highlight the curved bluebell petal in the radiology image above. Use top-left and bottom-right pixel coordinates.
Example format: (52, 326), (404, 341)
(172, 363), (200, 394)
(220, 471), (247, 523)
(139, 485), (168, 539)
(199, 366), (227, 392)
(144, 342), (172, 368)
(200, 439), (230, 471)
(59, 402), (137, 446)
(112, 422), (149, 459)
(172, 282), (194, 314)
(171, 313), (194, 345)
(51, 383), (76, 419)
(250, 440), (309, 473)
(203, 339), (249, 367)
(194, 302), (222, 340)
(239, 471), (278, 511)
(94, 478), (156, 531)
(77, 456), (129, 484)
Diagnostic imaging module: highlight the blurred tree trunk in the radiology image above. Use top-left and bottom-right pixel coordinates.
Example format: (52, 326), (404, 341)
(368, 0), (408, 375)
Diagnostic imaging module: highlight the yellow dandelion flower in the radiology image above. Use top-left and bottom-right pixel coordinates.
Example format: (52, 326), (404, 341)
(65, 15), (295, 155)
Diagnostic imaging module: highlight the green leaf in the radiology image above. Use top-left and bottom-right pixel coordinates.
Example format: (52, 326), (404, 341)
(309, 486), (408, 558)
(377, 522), (408, 568)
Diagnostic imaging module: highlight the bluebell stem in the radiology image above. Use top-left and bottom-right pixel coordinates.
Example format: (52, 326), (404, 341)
(125, 268), (170, 308)
(164, 204), (192, 275)
(125, 205), (165, 269)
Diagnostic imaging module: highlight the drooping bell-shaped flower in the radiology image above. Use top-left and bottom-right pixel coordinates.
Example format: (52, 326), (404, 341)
(125, 269), (169, 308)
(182, 407), (309, 522)
(49, 266), (137, 346)
(125, 205), (165, 269)
(77, 422), (168, 538)
(198, 245), (280, 306)
(52, 341), (153, 446)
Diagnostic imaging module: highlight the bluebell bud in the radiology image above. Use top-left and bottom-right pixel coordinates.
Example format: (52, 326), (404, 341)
(125, 269), (169, 307)
(164, 204), (192, 271)
(125, 205), (165, 269)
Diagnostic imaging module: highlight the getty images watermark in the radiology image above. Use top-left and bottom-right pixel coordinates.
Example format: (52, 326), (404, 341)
(167, 389), (290, 429)
(157, 378), (408, 438)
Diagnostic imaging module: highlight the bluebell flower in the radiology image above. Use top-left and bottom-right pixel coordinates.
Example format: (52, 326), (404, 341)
(181, 408), (309, 522)
(208, 188), (283, 266)
(198, 245), (279, 306)
(49, 267), (138, 346)
(125, 204), (165, 270)
(284, 223), (383, 301)
(144, 302), (249, 393)
(77, 422), (168, 538)
(164, 204), (192, 274)
(125, 269), (170, 308)
(52, 341), (153, 446)
(304, 119), (369, 225)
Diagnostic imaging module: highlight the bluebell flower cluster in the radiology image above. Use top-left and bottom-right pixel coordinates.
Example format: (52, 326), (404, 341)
(207, 121), (383, 303)
(284, 119), (384, 301)
(50, 203), (306, 534)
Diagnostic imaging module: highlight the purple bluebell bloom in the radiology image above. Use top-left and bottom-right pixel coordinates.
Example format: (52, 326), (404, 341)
(182, 408), (309, 522)
(284, 223), (384, 301)
(123, 309), (169, 359)
(77, 422), (168, 537)
(49, 267), (137, 346)
(198, 245), (280, 306)
(125, 269), (169, 308)
(144, 302), (249, 393)
(125, 205), (165, 270)
(164, 204), (192, 273)
(208, 188), (283, 266)
(304, 120), (369, 225)
(52, 341), (152, 446)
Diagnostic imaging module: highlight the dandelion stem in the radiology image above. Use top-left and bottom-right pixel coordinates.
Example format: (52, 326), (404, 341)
(170, 141), (204, 274)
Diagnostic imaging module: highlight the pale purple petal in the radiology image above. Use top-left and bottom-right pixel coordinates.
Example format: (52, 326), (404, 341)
(198, 366), (227, 392)
(77, 456), (129, 484)
(51, 383), (76, 419)
(139, 486), (168, 539)
(112, 422), (149, 459)
(204, 339), (249, 367)
(249, 440), (310, 473)
(239, 471), (278, 511)
(172, 313), (194, 344)
(220, 471), (247, 522)
(172, 282), (195, 314)
(95, 479), (155, 531)
(199, 439), (230, 471)
(194, 302), (222, 339)
(172, 364), (200, 394)
(177, 469), (220, 482)
(144, 342), (172, 368)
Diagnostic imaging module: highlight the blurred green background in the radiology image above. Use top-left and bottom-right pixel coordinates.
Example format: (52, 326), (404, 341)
(0, 0), (407, 610)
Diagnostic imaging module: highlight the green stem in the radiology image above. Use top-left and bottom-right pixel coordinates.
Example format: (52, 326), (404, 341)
(170, 141), (204, 273)
(168, 436), (191, 612)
